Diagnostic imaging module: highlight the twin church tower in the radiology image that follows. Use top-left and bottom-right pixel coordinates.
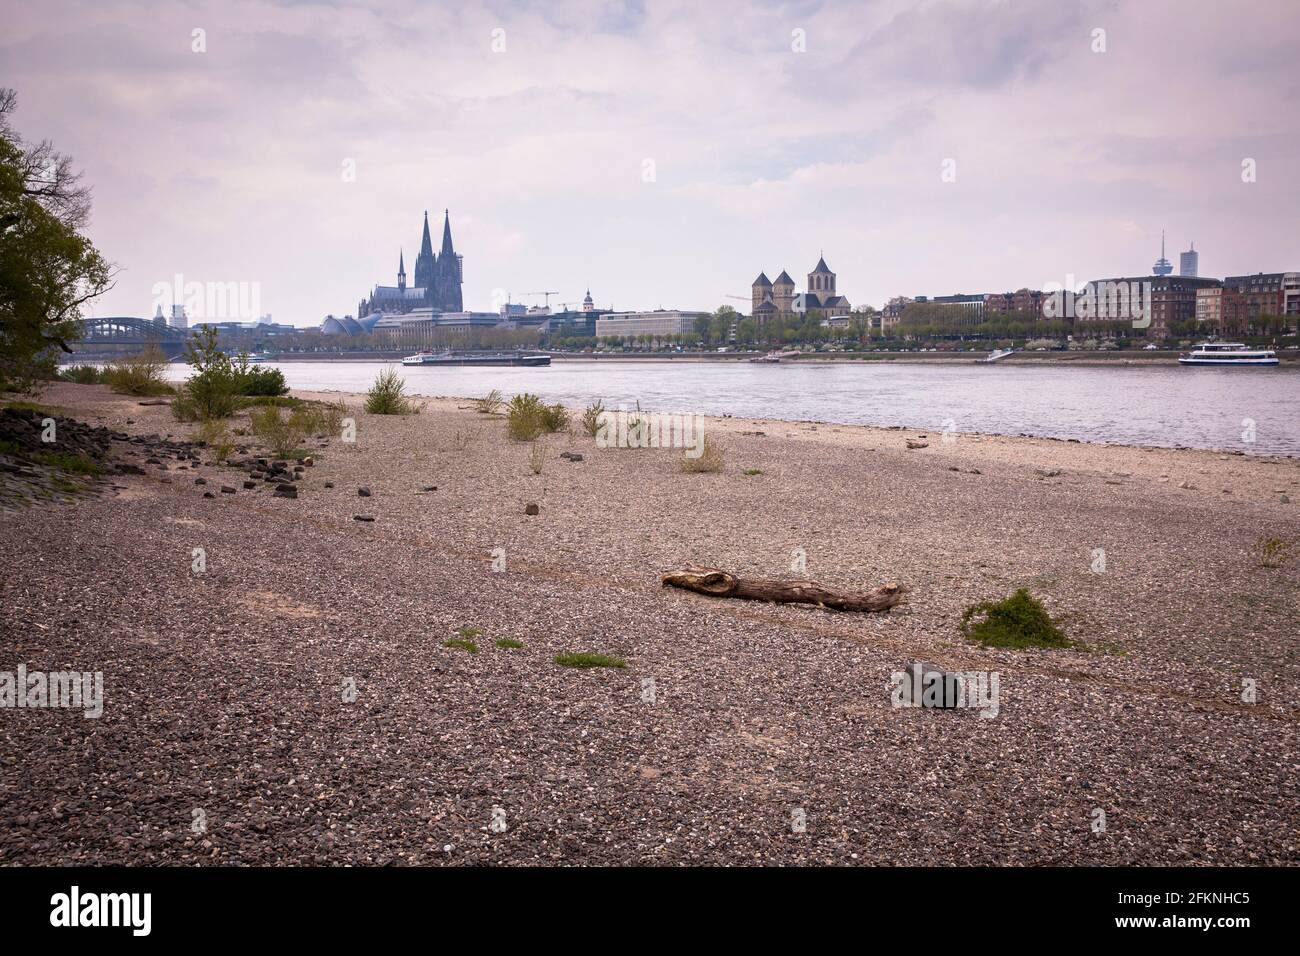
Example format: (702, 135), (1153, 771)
(358, 210), (464, 318)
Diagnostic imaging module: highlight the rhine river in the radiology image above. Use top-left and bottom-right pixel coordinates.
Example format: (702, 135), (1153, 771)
(170, 359), (1300, 455)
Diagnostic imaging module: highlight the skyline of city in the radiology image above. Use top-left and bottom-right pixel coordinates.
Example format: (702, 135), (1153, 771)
(4, 0), (1298, 325)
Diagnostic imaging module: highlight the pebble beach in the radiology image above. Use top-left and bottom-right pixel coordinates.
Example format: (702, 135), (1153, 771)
(1, 381), (1297, 865)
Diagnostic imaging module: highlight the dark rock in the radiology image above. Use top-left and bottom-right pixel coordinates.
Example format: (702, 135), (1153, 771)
(525, 502), (540, 516)
(324, 482), (335, 489)
(353, 515), (375, 522)
(203, 491), (216, 499)
(358, 487), (371, 497)
(273, 483), (298, 499)
(194, 477), (207, 485)
(243, 481), (257, 490)
(220, 486), (236, 494)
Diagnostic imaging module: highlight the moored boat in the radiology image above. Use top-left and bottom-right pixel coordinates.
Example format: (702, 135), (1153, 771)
(401, 350), (551, 367)
(1178, 343), (1278, 366)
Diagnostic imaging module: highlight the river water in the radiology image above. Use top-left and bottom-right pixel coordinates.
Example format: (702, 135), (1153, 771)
(168, 359), (1300, 455)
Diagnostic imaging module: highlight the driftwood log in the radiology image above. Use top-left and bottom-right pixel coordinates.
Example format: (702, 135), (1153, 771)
(661, 566), (907, 613)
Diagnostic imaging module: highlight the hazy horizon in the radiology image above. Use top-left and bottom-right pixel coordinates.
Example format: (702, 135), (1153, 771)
(3, 0), (1298, 325)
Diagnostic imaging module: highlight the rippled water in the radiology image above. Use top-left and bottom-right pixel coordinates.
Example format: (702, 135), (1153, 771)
(169, 359), (1300, 454)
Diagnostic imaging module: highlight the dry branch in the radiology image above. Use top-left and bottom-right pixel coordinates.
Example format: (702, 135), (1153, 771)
(661, 566), (907, 613)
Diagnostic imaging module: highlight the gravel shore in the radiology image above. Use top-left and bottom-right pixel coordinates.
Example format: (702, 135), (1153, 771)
(1, 382), (1297, 865)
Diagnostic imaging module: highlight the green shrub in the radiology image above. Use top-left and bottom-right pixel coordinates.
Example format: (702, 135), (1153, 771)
(443, 638), (479, 654)
(539, 402), (569, 433)
(581, 400), (605, 437)
(32, 451), (102, 475)
(175, 327), (241, 420)
(495, 638), (524, 649)
(197, 419), (236, 462)
(365, 367), (417, 415)
(249, 405), (309, 459)
(960, 588), (1073, 649)
(506, 393), (544, 441)
(102, 345), (173, 396)
(236, 365), (288, 397)
(58, 365), (105, 385)
(554, 652), (626, 669)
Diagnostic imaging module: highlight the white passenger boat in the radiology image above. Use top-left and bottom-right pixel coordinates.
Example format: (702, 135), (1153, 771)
(1177, 343), (1279, 366)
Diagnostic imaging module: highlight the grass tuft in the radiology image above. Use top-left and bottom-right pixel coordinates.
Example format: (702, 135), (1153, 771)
(32, 451), (102, 475)
(365, 367), (418, 415)
(555, 652), (626, 669)
(680, 436), (724, 473)
(495, 638), (524, 649)
(443, 638), (479, 654)
(960, 588), (1073, 649)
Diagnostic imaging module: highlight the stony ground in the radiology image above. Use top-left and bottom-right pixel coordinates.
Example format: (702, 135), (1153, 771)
(1, 382), (1297, 865)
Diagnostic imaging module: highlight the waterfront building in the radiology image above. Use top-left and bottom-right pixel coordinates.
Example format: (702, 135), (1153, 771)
(595, 310), (708, 338)
(1180, 242), (1199, 277)
(750, 257), (851, 324)
(1220, 272), (1300, 330)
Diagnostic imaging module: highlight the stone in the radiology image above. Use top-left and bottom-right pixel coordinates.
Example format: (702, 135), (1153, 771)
(194, 477), (207, 485)
(221, 486), (236, 494)
(524, 502), (540, 516)
(324, 482), (335, 489)
(893, 661), (962, 709)
(358, 487), (371, 497)
(203, 491), (215, 499)
(243, 481), (257, 490)
(273, 483), (298, 499)
(353, 515), (375, 522)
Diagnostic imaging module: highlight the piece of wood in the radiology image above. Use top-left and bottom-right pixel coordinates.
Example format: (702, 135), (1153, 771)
(661, 566), (906, 613)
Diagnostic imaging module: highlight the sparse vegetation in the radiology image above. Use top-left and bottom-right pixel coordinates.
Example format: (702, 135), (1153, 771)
(528, 441), (545, 474)
(249, 405), (310, 459)
(102, 345), (173, 396)
(1256, 537), (1291, 568)
(960, 588), (1073, 649)
(495, 638), (524, 649)
(457, 625), (483, 638)
(680, 436), (724, 473)
(365, 367), (417, 415)
(474, 389), (503, 414)
(58, 364), (105, 385)
(32, 450), (102, 475)
(555, 652), (627, 669)
(742, 468), (763, 476)
(539, 402), (569, 433)
(443, 638), (479, 654)
(506, 393), (567, 441)
(173, 327), (241, 421)
(197, 419), (236, 462)
(581, 399), (605, 437)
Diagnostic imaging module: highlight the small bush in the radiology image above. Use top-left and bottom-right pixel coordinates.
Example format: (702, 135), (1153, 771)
(103, 345), (173, 396)
(197, 419), (236, 462)
(443, 638), (479, 654)
(365, 367), (417, 415)
(474, 389), (503, 414)
(555, 652), (626, 669)
(581, 400), (605, 437)
(539, 402), (569, 433)
(960, 588), (1073, 649)
(742, 468), (763, 476)
(680, 436), (724, 473)
(249, 405), (309, 459)
(528, 441), (545, 474)
(58, 365), (105, 385)
(236, 365), (288, 397)
(506, 393), (544, 441)
(177, 327), (241, 420)
(457, 625), (483, 638)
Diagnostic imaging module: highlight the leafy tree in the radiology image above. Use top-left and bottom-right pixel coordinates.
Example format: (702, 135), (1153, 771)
(0, 89), (113, 390)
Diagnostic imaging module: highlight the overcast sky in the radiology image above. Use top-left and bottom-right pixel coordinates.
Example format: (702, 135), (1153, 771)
(4, 0), (1298, 325)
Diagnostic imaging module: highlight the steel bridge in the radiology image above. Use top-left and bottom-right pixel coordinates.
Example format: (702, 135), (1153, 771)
(71, 317), (190, 357)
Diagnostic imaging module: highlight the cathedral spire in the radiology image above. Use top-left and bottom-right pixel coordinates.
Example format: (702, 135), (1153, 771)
(440, 209), (455, 257)
(420, 211), (433, 257)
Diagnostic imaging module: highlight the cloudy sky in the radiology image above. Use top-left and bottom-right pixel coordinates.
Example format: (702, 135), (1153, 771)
(3, 0), (1298, 325)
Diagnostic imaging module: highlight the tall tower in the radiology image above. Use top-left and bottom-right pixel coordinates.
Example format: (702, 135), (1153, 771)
(397, 249), (406, 291)
(414, 211), (436, 290)
(1152, 230), (1173, 276)
(772, 270), (796, 314)
(434, 209), (463, 312)
(808, 255), (836, 300)
(1179, 241), (1199, 278)
(583, 288), (594, 312)
(752, 272), (772, 314)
